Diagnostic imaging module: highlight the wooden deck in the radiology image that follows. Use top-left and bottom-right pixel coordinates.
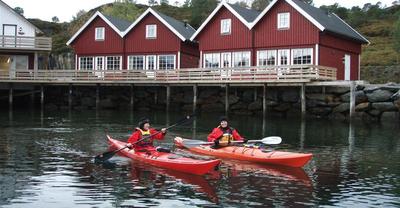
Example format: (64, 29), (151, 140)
(0, 35), (52, 51)
(0, 65), (336, 85)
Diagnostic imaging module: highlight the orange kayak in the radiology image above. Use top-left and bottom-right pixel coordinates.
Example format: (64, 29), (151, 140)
(108, 137), (220, 175)
(174, 137), (312, 168)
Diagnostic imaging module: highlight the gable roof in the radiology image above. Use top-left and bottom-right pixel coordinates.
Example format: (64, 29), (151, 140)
(190, 2), (259, 41)
(123, 8), (195, 41)
(66, 11), (128, 45)
(251, 0), (369, 44)
(0, 0), (43, 34)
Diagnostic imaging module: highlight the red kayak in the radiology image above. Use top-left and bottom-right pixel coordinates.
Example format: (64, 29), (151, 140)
(107, 136), (220, 175)
(174, 137), (312, 168)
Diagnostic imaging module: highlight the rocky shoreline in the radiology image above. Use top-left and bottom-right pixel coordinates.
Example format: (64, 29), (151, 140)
(36, 83), (400, 121)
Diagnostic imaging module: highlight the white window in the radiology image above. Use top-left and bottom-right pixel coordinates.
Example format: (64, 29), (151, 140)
(277, 12), (290, 29)
(146, 25), (157, 39)
(128, 56), (144, 70)
(204, 53), (220, 68)
(221, 52), (232, 68)
(95, 27), (105, 40)
(232, 51), (251, 67)
(79, 57), (93, 70)
(146, 55), (157, 70)
(278, 49), (290, 66)
(95, 57), (104, 70)
(292, 48), (313, 65)
(158, 55), (175, 70)
(106, 56), (121, 70)
(257, 50), (276, 66)
(221, 19), (231, 34)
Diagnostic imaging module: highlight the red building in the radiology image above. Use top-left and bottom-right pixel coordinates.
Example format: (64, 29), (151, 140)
(191, 0), (369, 80)
(67, 8), (198, 71)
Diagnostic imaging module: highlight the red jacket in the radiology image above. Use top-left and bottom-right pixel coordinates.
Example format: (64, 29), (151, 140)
(207, 126), (243, 142)
(127, 128), (165, 149)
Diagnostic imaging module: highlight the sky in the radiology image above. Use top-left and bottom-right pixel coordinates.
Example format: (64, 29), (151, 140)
(2, 0), (396, 22)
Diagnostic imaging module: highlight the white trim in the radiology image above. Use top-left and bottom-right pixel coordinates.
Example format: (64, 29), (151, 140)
(177, 51), (181, 69)
(75, 54), (78, 70)
(315, 44), (319, 65)
(277, 12), (290, 29)
(95, 27), (105, 41)
(145, 24), (157, 39)
(344, 54), (351, 80)
(120, 56), (123, 70)
(123, 8), (187, 41)
(250, 0), (325, 31)
(190, 2), (252, 41)
(199, 51), (203, 68)
(332, 13), (370, 44)
(66, 11), (124, 45)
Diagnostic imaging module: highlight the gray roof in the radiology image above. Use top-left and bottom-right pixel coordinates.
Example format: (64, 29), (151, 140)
(229, 3), (260, 22)
(103, 14), (131, 32)
(291, 0), (368, 43)
(152, 10), (196, 40)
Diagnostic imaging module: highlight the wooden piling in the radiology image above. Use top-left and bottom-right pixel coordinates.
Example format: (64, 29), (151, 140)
(225, 84), (229, 115)
(130, 84), (134, 109)
(263, 84), (267, 118)
(166, 85), (171, 112)
(349, 81), (356, 117)
(96, 84), (100, 110)
(193, 84), (197, 114)
(68, 84), (73, 109)
(301, 83), (306, 115)
(9, 83), (13, 108)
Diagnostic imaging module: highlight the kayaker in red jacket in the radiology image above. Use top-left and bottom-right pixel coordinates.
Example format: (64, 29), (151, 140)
(127, 118), (167, 151)
(207, 117), (246, 148)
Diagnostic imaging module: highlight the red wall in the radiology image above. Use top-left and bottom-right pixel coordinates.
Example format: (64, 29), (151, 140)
(124, 14), (181, 53)
(180, 42), (199, 68)
(253, 1), (319, 48)
(196, 7), (253, 51)
(320, 33), (362, 54)
(319, 45), (359, 80)
(71, 17), (124, 55)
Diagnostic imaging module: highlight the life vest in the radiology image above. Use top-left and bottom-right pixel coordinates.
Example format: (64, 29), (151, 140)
(137, 128), (152, 146)
(219, 127), (233, 146)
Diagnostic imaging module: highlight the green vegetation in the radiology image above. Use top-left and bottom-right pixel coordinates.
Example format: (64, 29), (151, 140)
(27, 1), (399, 66)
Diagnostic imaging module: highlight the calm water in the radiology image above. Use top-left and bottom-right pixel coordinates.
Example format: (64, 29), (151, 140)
(0, 109), (399, 207)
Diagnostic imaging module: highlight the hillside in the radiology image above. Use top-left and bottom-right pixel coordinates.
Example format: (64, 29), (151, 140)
(29, 1), (400, 66)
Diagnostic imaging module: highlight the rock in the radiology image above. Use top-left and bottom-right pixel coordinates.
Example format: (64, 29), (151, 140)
(395, 99), (400, 110)
(231, 102), (247, 110)
(356, 85), (365, 90)
(201, 103), (225, 112)
(81, 97), (95, 107)
(200, 96), (220, 104)
(355, 102), (370, 112)
(100, 98), (115, 109)
(326, 87), (349, 94)
(135, 90), (148, 98)
(221, 95), (240, 105)
(137, 107), (150, 111)
(381, 112), (399, 120)
(372, 102), (398, 112)
(274, 103), (291, 112)
(309, 107), (332, 116)
(340, 90), (368, 104)
(305, 87), (322, 93)
(366, 89), (393, 102)
(248, 100), (262, 111)
(232, 109), (253, 115)
(266, 100), (279, 107)
(281, 89), (299, 102)
(367, 109), (381, 117)
(363, 86), (380, 93)
(333, 103), (350, 113)
(199, 88), (219, 98)
(266, 90), (278, 101)
(306, 94), (329, 101)
(391, 90), (400, 100)
(242, 90), (255, 102)
(330, 112), (346, 120)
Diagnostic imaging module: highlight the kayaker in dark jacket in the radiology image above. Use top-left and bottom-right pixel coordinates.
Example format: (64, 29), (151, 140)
(207, 117), (246, 148)
(127, 118), (168, 151)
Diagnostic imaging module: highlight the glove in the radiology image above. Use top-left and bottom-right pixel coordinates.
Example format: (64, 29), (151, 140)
(214, 140), (219, 146)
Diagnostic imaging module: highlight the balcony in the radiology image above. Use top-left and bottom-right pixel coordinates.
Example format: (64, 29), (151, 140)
(0, 35), (52, 51)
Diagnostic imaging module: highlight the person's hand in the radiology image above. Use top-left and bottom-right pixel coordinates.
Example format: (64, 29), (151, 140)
(214, 140), (219, 146)
(243, 138), (248, 143)
(161, 128), (167, 133)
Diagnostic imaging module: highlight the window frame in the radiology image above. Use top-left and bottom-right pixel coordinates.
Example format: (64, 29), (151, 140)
(79, 57), (94, 70)
(95, 27), (105, 41)
(146, 24), (157, 39)
(158, 54), (176, 70)
(291, 48), (313, 65)
(220, 19), (231, 35)
(106, 56), (122, 70)
(277, 12), (290, 30)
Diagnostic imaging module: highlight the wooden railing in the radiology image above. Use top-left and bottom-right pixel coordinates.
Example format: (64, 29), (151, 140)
(0, 35), (52, 51)
(0, 65), (336, 83)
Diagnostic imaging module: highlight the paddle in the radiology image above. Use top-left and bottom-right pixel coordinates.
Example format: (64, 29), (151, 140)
(94, 114), (195, 163)
(178, 136), (282, 147)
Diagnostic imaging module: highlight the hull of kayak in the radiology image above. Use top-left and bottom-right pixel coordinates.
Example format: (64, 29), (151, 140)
(107, 137), (220, 175)
(174, 137), (312, 168)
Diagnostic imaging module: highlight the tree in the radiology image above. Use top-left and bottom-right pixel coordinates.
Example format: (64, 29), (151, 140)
(14, 7), (24, 16)
(319, 3), (348, 19)
(190, 0), (218, 28)
(102, 2), (142, 22)
(148, 0), (158, 6)
(251, 0), (271, 11)
(160, 0), (169, 5)
(394, 16), (400, 63)
(52, 16), (60, 23)
(235, 1), (248, 8)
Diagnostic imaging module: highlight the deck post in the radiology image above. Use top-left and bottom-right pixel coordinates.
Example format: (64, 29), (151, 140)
(263, 84), (267, 118)
(154, 88), (158, 105)
(31, 89), (35, 105)
(301, 83), (306, 115)
(96, 84), (100, 110)
(40, 84), (44, 108)
(254, 87), (257, 101)
(68, 84), (73, 109)
(225, 84), (229, 115)
(166, 85), (171, 112)
(9, 83), (13, 109)
(130, 84), (134, 109)
(193, 84), (197, 114)
(349, 81), (356, 117)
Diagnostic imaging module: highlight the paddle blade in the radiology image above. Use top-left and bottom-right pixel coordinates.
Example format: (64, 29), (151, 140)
(261, 136), (282, 145)
(94, 149), (118, 163)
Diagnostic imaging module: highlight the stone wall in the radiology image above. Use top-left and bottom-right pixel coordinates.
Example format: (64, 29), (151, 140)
(37, 84), (400, 121)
